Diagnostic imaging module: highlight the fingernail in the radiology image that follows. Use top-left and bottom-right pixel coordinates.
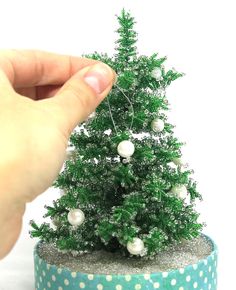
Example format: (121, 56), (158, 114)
(84, 63), (114, 94)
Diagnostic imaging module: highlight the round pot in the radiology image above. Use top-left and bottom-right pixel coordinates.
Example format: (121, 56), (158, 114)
(34, 235), (217, 290)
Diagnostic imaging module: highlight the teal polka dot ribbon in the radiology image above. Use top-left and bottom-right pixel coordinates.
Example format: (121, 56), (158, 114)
(34, 235), (217, 290)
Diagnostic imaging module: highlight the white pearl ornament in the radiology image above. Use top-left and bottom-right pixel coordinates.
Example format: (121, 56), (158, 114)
(173, 157), (186, 167)
(151, 67), (162, 80)
(122, 157), (131, 164)
(67, 209), (85, 226)
(87, 111), (96, 120)
(151, 119), (165, 132)
(127, 238), (145, 255)
(117, 140), (135, 158)
(60, 189), (65, 196)
(171, 185), (188, 199)
(52, 217), (60, 227)
(66, 149), (75, 160)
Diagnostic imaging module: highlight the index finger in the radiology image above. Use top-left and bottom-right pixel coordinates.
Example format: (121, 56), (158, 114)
(0, 49), (98, 88)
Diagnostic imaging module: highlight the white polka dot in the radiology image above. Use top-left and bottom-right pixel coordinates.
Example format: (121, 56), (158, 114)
(39, 276), (42, 282)
(212, 272), (215, 278)
(57, 268), (62, 274)
(208, 266), (212, 272)
(42, 271), (46, 277)
(47, 264), (51, 270)
(193, 264), (198, 270)
(47, 281), (51, 288)
(88, 274), (94, 280)
(116, 285), (122, 290)
(204, 260), (208, 265)
(106, 275), (112, 281)
(179, 268), (185, 274)
(171, 279), (177, 286)
(154, 282), (160, 288)
(97, 284), (103, 290)
(208, 284), (212, 290)
(37, 282), (39, 288)
(179, 287), (184, 290)
(64, 279), (69, 286)
(52, 275), (56, 281)
(80, 282), (85, 289)
(125, 275), (131, 281)
(144, 273), (150, 280)
(162, 272), (168, 278)
(204, 277), (208, 284)
(214, 278), (217, 285)
(199, 270), (203, 277)
(193, 282), (198, 288)
(71, 272), (77, 278)
(39, 259), (42, 265)
(135, 284), (141, 290)
(186, 275), (191, 282)
(58, 287), (63, 290)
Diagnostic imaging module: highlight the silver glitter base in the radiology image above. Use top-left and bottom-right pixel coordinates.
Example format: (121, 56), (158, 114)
(37, 235), (213, 274)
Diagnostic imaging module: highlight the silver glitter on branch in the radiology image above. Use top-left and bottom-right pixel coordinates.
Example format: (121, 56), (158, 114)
(115, 85), (134, 131)
(107, 84), (135, 134)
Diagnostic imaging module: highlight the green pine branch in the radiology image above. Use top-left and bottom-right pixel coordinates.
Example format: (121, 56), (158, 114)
(115, 9), (138, 68)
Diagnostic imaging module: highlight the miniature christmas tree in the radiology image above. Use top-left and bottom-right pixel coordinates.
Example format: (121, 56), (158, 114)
(30, 9), (203, 259)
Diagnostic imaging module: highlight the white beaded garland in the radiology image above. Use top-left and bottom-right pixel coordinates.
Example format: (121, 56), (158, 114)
(171, 185), (188, 199)
(151, 118), (165, 132)
(127, 238), (145, 255)
(117, 140), (135, 158)
(151, 67), (162, 80)
(67, 209), (85, 226)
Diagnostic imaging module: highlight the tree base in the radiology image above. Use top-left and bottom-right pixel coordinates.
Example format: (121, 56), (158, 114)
(34, 234), (217, 289)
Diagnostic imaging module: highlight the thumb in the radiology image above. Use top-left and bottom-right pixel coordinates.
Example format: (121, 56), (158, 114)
(40, 62), (116, 136)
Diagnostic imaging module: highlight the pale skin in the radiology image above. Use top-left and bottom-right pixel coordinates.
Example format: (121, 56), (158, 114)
(0, 50), (116, 259)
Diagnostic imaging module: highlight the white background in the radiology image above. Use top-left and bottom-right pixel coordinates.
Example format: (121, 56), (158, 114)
(0, 1), (235, 289)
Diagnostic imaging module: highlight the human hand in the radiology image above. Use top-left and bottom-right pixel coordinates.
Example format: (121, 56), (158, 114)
(0, 50), (116, 259)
